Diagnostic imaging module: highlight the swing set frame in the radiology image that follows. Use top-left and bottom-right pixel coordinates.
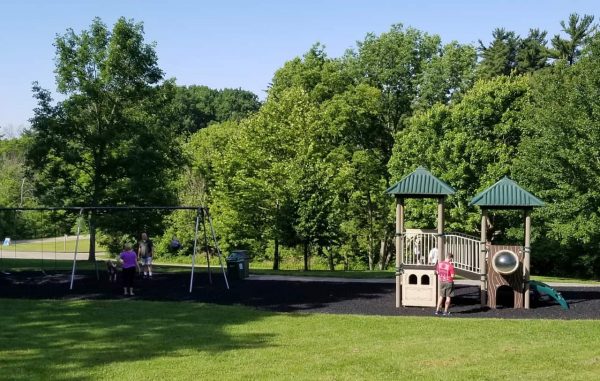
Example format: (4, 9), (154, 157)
(0, 206), (229, 292)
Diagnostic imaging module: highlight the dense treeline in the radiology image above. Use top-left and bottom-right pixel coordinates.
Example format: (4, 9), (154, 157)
(1, 14), (599, 277)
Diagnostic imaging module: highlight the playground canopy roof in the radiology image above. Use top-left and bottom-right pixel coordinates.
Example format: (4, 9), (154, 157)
(386, 166), (455, 198)
(469, 177), (544, 209)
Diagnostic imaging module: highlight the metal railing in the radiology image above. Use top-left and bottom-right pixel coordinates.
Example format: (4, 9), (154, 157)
(444, 232), (481, 274)
(403, 232), (438, 265)
(402, 232), (481, 275)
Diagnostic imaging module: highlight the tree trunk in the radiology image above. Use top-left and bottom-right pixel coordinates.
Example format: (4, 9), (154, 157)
(272, 237), (280, 270)
(303, 242), (309, 271)
(322, 246), (334, 271)
(379, 237), (390, 270)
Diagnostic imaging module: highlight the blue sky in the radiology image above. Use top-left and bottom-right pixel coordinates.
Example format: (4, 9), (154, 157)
(1, 0), (599, 134)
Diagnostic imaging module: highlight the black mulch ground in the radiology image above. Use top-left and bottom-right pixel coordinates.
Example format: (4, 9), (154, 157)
(1, 270), (599, 319)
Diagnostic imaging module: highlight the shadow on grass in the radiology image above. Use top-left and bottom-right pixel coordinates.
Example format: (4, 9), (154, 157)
(0, 298), (276, 381)
(0, 269), (396, 380)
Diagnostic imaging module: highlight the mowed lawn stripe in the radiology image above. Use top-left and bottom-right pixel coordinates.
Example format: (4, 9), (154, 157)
(0, 298), (598, 380)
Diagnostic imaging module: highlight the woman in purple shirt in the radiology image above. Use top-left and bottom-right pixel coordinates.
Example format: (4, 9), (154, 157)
(119, 242), (139, 296)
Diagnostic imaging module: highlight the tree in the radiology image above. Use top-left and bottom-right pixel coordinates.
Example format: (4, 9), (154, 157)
(0, 137), (37, 238)
(172, 85), (260, 135)
(414, 41), (477, 109)
(27, 17), (182, 259)
(0, 138), (27, 208)
(478, 28), (519, 79)
(269, 43), (352, 102)
(389, 75), (531, 234)
(551, 13), (595, 65)
(516, 29), (550, 74)
(353, 24), (441, 137)
(514, 34), (600, 277)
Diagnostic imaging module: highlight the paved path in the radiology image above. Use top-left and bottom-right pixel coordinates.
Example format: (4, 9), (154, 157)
(248, 274), (600, 288)
(0, 250), (106, 261)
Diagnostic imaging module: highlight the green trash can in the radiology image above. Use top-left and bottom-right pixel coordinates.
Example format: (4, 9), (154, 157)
(226, 250), (249, 279)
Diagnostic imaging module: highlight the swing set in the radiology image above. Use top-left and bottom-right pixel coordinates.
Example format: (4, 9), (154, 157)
(0, 206), (229, 292)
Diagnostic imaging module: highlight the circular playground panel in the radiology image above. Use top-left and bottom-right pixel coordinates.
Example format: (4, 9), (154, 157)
(1, 269), (599, 320)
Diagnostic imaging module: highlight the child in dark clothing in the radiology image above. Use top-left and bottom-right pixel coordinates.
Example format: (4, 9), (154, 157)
(106, 260), (118, 283)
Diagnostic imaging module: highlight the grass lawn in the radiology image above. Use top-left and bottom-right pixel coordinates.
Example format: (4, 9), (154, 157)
(2, 238), (103, 253)
(530, 275), (600, 285)
(0, 298), (598, 381)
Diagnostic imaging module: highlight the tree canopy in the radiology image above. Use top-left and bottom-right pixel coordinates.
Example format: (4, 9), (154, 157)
(7, 13), (600, 277)
(26, 17), (182, 259)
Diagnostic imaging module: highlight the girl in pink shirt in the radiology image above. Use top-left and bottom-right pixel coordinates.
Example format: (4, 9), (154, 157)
(435, 254), (455, 316)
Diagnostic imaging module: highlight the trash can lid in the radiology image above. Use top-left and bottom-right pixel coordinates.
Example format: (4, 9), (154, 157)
(227, 250), (248, 260)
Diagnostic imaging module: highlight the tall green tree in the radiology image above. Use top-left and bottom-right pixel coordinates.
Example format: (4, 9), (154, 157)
(0, 137), (38, 238)
(172, 85), (260, 135)
(269, 43), (352, 104)
(516, 28), (550, 74)
(27, 17), (182, 259)
(414, 41), (477, 109)
(0, 138), (28, 208)
(208, 88), (316, 267)
(515, 34), (600, 277)
(389, 75), (530, 233)
(551, 13), (595, 65)
(478, 28), (519, 78)
(353, 24), (440, 137)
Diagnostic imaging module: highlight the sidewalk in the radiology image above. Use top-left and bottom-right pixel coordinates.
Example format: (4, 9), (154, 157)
(247, 274), (600, 288)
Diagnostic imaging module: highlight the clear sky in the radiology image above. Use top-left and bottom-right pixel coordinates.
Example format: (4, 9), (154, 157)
(1, 0), (599, 135)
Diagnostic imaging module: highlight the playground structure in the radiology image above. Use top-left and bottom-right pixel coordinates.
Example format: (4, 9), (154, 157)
(387, 167), (552, 309)
(0, 206), (229, 292)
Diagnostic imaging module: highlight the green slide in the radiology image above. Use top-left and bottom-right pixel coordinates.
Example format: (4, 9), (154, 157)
(529, 280), (569, 310)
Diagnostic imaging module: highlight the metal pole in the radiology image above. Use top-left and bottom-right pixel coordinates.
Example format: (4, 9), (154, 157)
(189, 211), (201, 293)
(91, 208), (99, 280)
(395, 197), (403, 308)
(206, 209), (229, 290)
(437, 197), (445, 262)
(69, 208), (84, 290)
(524, 209), (531, 309)
(203, 211), (212, 285)
(480, 209), (488, 307)
(39, 213), (46, 274)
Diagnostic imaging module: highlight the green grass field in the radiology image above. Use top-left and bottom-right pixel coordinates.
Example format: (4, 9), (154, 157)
(0, 298), (598, 381)
(1, 238), (102, 253)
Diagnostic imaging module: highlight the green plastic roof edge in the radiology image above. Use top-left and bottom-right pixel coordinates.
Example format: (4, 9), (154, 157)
(386, 166), (456, 197)
(469, 176), (544, 208)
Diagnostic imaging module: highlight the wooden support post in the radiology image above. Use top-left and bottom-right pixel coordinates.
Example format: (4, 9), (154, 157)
(395, 197), (404, 308)
(437, 197), (444, 261)
(524, 209), (531, 309)
(480, 209), (488, 307)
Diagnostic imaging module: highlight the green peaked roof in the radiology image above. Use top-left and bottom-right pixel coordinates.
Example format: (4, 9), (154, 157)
(469, 177), (544, 208)
(386, 167), (455, 197)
